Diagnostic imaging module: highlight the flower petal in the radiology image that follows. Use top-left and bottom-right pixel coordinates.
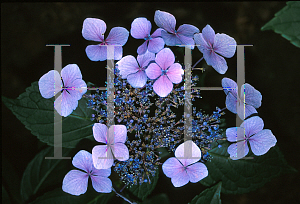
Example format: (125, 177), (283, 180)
(177, 24), (199, 37)
(171, 169), (189, 187)
(131, 17), (151, 39)
(54, 91), (78, 117)
(91, 167), (111, 178)
(202, 49), (228, 74)
(225, 92), (237, 114)
(127, 71), (147, 88)
(85, 45), (107, 61)
(38, 70), (62, 99)
(106, 27), (129, 46)
(62, 170), (88, 196)
(108, 125), (127, 144)
(242, 116), (264, 137)
(153, 75), (173, 97)
(92, 145), (114, 169)
(116, 55), (139, 79)
(241, 83), (262, 108)
(147, 37), (165, 54)
(91, 175), (112, 193)
(214, 33), (236, 58)
(186, 162), (208, 183)
(175, 140), (201, 166)
(161, 30), (181, 46)
(194, 33), (210, 53)
(145, 63), (162, 79)
(155, 48), (175, 70)
(113, 46), (123, 60)
(249, 129), (277, 156)
(177, 34), (196, 49)
(93, 123), (108, 144)
(72, 150), (93, 173)
(137, 41), (148, 55)
(166, 63), (184, 84)
(201, 24), (215, 46)
(237, 103), (258, 120)
(227, 141), (249, 160)
(162, 157), (183, 178)
(226, 127), (245, 142)
(154, 10), (176, 34)
(137, 50), (155, 68)
(82, 18), (106, 42)
(111, 143), (129, 161)
(222, 77), (238, 97)
(151, 28), (163, 38)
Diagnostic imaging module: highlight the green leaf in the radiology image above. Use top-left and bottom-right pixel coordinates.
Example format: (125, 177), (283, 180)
(200, 140), (296, 194)
(261, 1), (300, 48)
(142, 193), (170, 204)
(127, 170), (159, 201)
(2, 81), (95, 148)
(189, 182), (222, 204)
(20, 146), (74, 202)
(30, 187), (113, 204)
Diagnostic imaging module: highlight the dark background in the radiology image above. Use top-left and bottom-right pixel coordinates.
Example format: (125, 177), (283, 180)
(2, 2), (300, 204)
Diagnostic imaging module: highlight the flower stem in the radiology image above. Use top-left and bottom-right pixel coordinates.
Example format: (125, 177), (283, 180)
(192, 57), (204, 69)
(112, 187), (136, 204)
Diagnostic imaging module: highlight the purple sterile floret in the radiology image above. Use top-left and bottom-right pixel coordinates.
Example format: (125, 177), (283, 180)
(154, 10), (199, 49)
(82, 18), (129, 61)
(62, 150), (112, 196)
(194, 24), (237, 74)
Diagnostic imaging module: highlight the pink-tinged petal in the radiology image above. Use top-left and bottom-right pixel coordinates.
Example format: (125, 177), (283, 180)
(153, 75), (173, 97)
(137, 41), (148, 55)
(201, 24), (215, 47)
(106, 27), (129, 46)
(108, 125), (127, 144)
(166, 63), (184, 84)
(227, 141), (249, 160)
(187, 162), (208, 183)
(242, 116), (264, 137)
(154, 10), (176, 34)
(177, 34), (196, 49)
(54, 92), (78, 117)
(177, 24), (199, 37)
(241, 83), (262, 108)
(38, 70), (61, 99)
(113, 46), (123, 60)
(64, 78), (87, 101)
(222, 77), (238, 97)
(82, 18), (106, 42)
(116, 55), (139, 79)
(214, 33), (237, 58)
(85, 45), (107, 61)
(155, 48), (175, 70)
(226, 127), (246, 142)
(131, 17), (151, 39)
(171, 169), (189, 187)
(91, 167), (111, 177)
(237, 103), (257, 120)
(93, 123), (108, 144)
(161, 30), (181, 46)
(145, 63), (162, 79)
(151, 28), (163, 38)
(202, 50), (228, 74)
(147, 37), (165, 54)
(111, 143), (129, 161)
(194, 33), (210, 53)
(72, 150), (93, 173)
(62, 170), (88, 196)
(225, 92), (238, 114)
(175, 140), (201, 166)
(137, 50), (155, 68)
(91, 176), (112, 193)
(162, 157), (183, 178)
(127, 71), (147, 88)
(249, 129), (277, 156)
(92, 145), (114, 169)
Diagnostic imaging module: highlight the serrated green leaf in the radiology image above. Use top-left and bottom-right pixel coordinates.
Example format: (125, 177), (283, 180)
(189, 182), (222, 204)
(2, 81), (95, 148)
(20, 146), (74, 202)
(127, 170), (159, 201)
(261, 2), (300, 48)
(200, 141), (296, 194)
(30, 187), (113, 204)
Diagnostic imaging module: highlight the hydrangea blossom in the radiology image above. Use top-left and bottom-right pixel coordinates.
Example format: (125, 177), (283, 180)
(62, 150), (112, 195)
(154, 10), (199, 48)
(226, 116), (277, 160)
(82, 18), (129, 61)
(194, 25), (236, 74)
(116, 51), (155, 88)
(131, 17), (165, 55)
(92, 124), (129, 169)
(162, 140), (208, 187)
(38, 64), (87, 117)
(145, 48), (184, 97)
(222, 77), (262, 120)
